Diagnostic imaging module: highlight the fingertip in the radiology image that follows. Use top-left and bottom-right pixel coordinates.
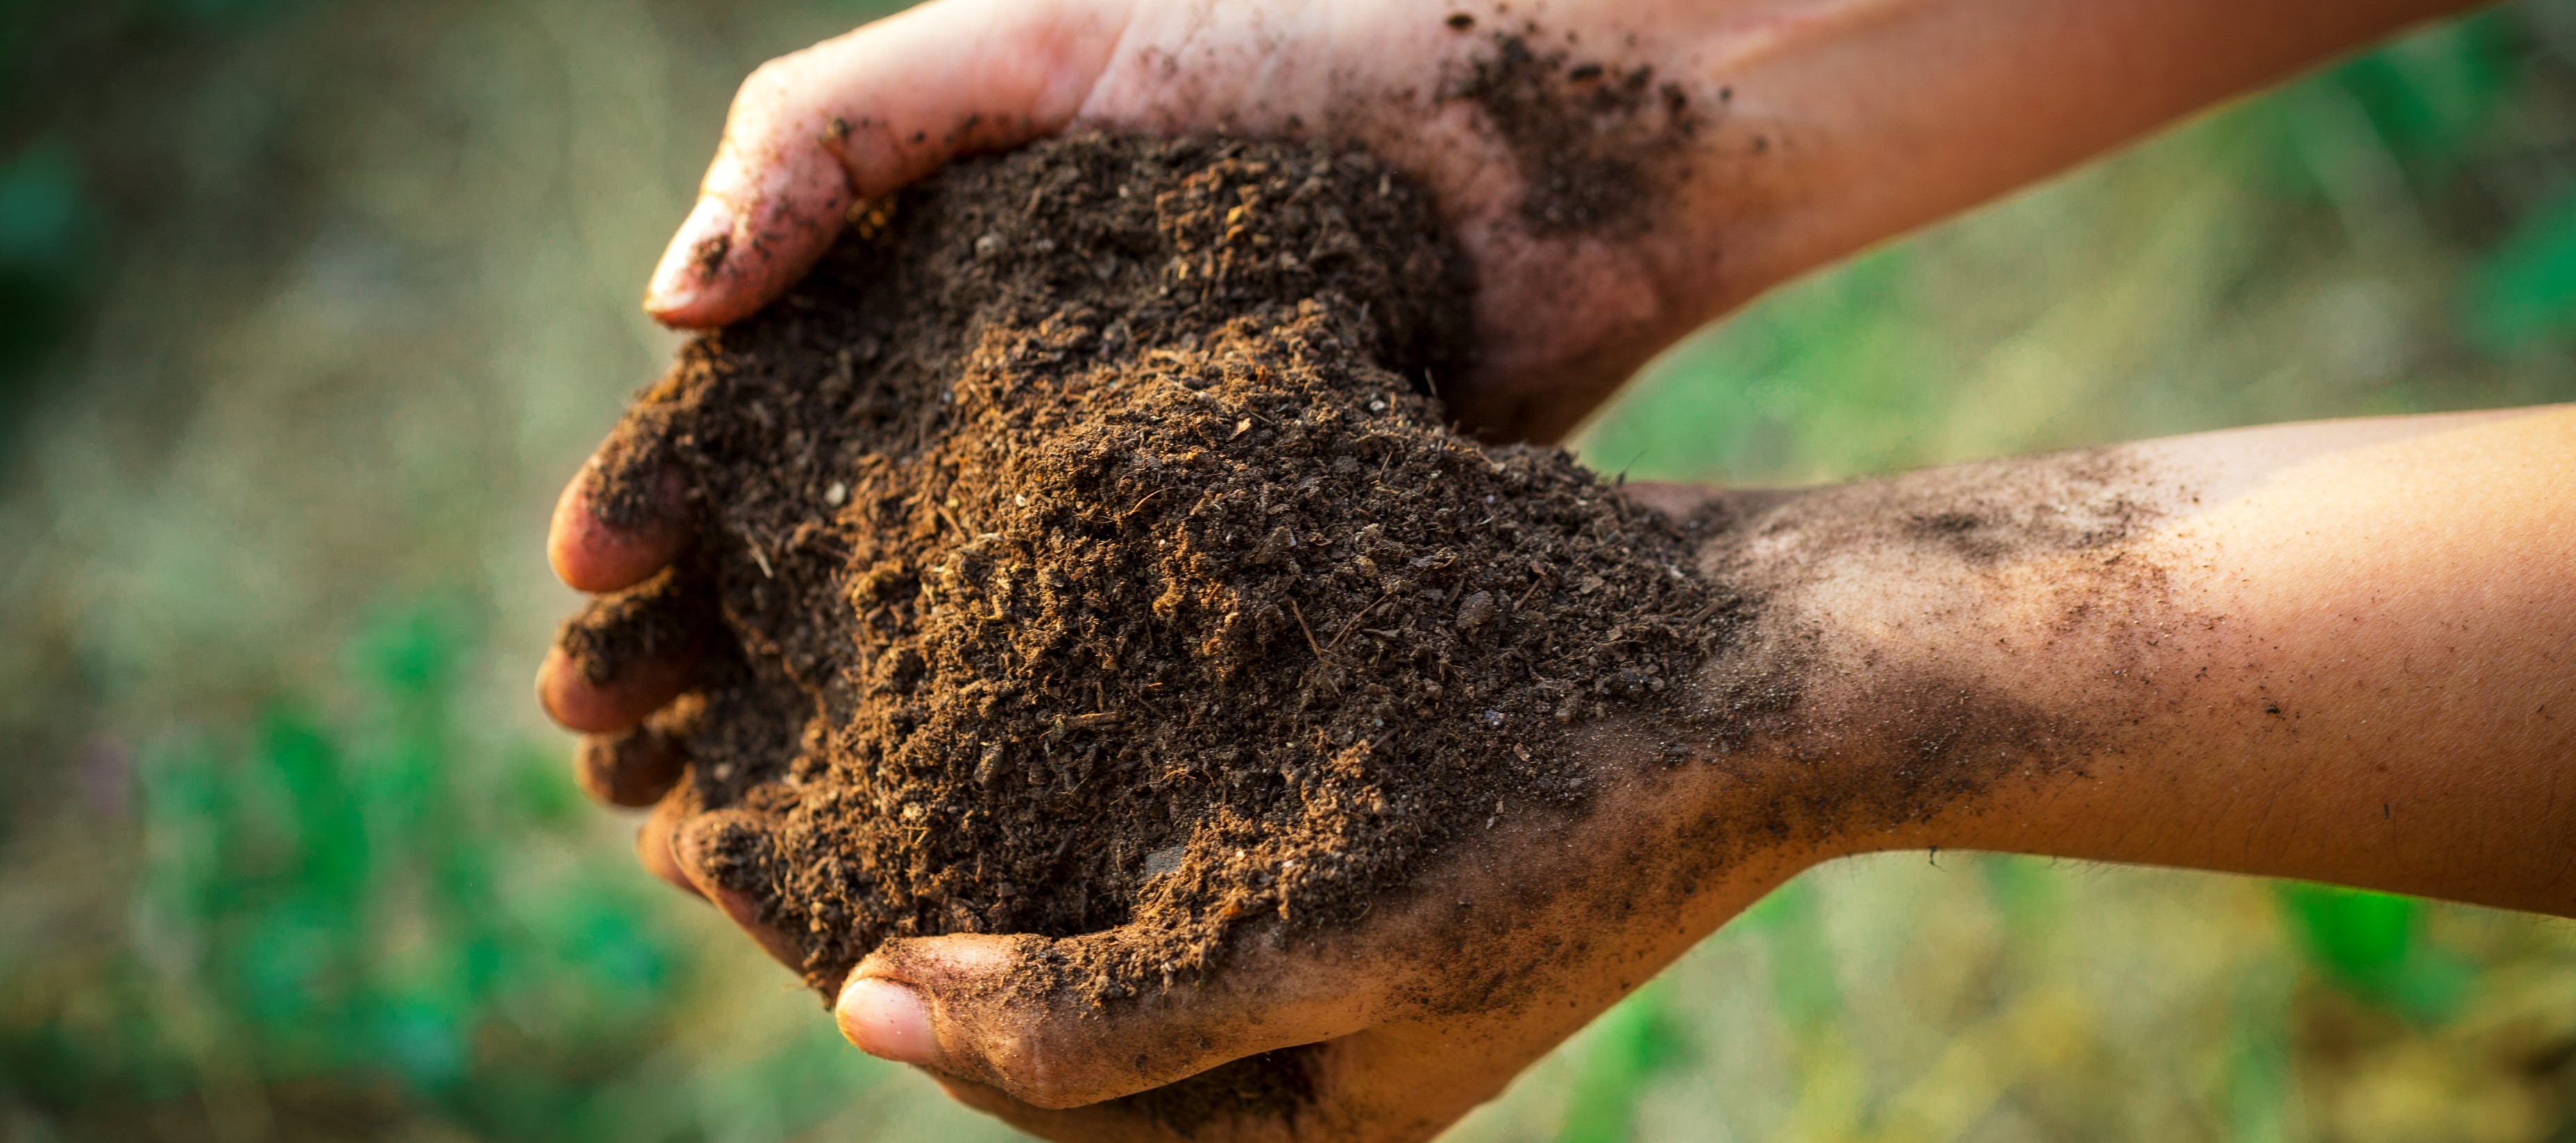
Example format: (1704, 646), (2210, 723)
(671, 811), (809, 970)
(536, 646), (601, 731)
(536, 645), (692, 734)
(643, 196), (740, 325)
(536, 645), (581, 727)
(637, 799), (704, 899)
(838, 976), (938, 1065)
(577, 728), (686, 808)
(548, 471), (688, 593)
(643, 169), (846, 329)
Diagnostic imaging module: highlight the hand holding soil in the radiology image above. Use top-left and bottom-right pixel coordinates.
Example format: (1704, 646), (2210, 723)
(536, 131), (2576, 1142)
(604, 0), (2475, 446)
(527, 2), (2563, 1141)
(548, 0), (2478, 601)
(551, 134), (1746, 1135)
(625, 0), (1747, 443)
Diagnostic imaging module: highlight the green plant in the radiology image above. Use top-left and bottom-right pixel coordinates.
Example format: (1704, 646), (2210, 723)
(2274, 883), (2471, 1023)
(0, 602), (880, 1141)
(1554, 983), (1690, 1143)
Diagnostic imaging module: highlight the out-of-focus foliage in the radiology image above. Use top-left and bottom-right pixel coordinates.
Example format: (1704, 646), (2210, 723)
(0, 142), (95, 412)
(1583, 8), (2576, 484)
(1553, 982), (1689, 1143)
(2471, 194), (2576, 346)
(2277, 884), (2474, 1024)
(5, 0), (2576, 1141)
(2, 604), (878, 1140)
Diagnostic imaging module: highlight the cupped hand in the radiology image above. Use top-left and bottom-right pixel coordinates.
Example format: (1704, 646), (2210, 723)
(641, 0), (1754, 439)
(538, 4), (1778, 1134)
(539, 0), (1768, 802)
(585, 712), (1817, 1143)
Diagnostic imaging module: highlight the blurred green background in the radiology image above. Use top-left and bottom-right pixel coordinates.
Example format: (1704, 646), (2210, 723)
(4, 1), (2576, 1140)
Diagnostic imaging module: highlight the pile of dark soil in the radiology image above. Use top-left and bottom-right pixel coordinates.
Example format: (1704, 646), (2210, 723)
(569, 133), (1722, 1006)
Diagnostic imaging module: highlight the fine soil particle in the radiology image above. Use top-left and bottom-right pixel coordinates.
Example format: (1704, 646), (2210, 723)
(569, 133), (1725, 1008)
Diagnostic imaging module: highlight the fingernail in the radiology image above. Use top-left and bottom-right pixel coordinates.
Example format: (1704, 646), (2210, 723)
(645, 196), (736, 315)
(838, 976), (936, 1065)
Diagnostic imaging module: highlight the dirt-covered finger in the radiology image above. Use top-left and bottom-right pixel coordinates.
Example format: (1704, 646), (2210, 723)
(642, 0), (1131, 327)
(930, 999), (1612, 1143)
(550, 458), (691, 593)
(674, 808), (809, 971)
(539, 568), (715, 733)
(635, 796), (703, 899)
(575, 702), (700, 808)
(538, 645), (695, 734)
(836, 927), (1381, 1110)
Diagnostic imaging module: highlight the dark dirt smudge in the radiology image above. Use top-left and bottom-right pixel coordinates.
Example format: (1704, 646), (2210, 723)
(1681, 448), (2192, 843)
(1442, 31), (1706, 236)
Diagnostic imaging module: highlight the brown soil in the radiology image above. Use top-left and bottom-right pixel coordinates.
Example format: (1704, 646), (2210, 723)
(571, 133), (1721, 1018)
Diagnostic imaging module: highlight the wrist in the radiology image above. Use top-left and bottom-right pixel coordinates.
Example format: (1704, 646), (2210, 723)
(1647, 457), (2194, 867)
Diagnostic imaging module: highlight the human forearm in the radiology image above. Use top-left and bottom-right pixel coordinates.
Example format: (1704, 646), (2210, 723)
(1671, 0), (2488, 321)
(1942, 408), (2576, 912)
(1680, 408), (2576, 915)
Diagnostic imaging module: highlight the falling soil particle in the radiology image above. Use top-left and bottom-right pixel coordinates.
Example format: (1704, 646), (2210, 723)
(571, 135), (1727, 1014)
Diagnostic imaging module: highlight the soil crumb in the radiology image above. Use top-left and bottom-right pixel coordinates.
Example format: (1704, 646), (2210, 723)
(573, 133), (1724, 1008)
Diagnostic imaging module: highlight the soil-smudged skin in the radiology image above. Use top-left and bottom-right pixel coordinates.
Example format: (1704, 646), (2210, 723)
(567, 135), (1730, 1013)
(1443, 31), (1708, 236)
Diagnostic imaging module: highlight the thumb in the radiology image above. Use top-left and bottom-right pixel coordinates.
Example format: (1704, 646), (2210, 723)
(836, 927), (1381, 1110)
(644, 0), (1133, 327)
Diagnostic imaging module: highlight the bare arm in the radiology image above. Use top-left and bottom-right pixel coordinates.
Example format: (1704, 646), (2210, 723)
(1689, 407), (2576, 912)
(1890, 409), (2573, 908)
(1707, 0), (2484, 314)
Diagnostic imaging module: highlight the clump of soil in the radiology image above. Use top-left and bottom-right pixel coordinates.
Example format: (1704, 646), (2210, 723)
(573, 133), (1722, 1006)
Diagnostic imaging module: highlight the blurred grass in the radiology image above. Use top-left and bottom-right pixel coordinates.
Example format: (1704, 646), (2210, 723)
(7, 1), (2576, 1140)
(10, 602), (873, 1140)
(1580, 8), (2576, 483)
